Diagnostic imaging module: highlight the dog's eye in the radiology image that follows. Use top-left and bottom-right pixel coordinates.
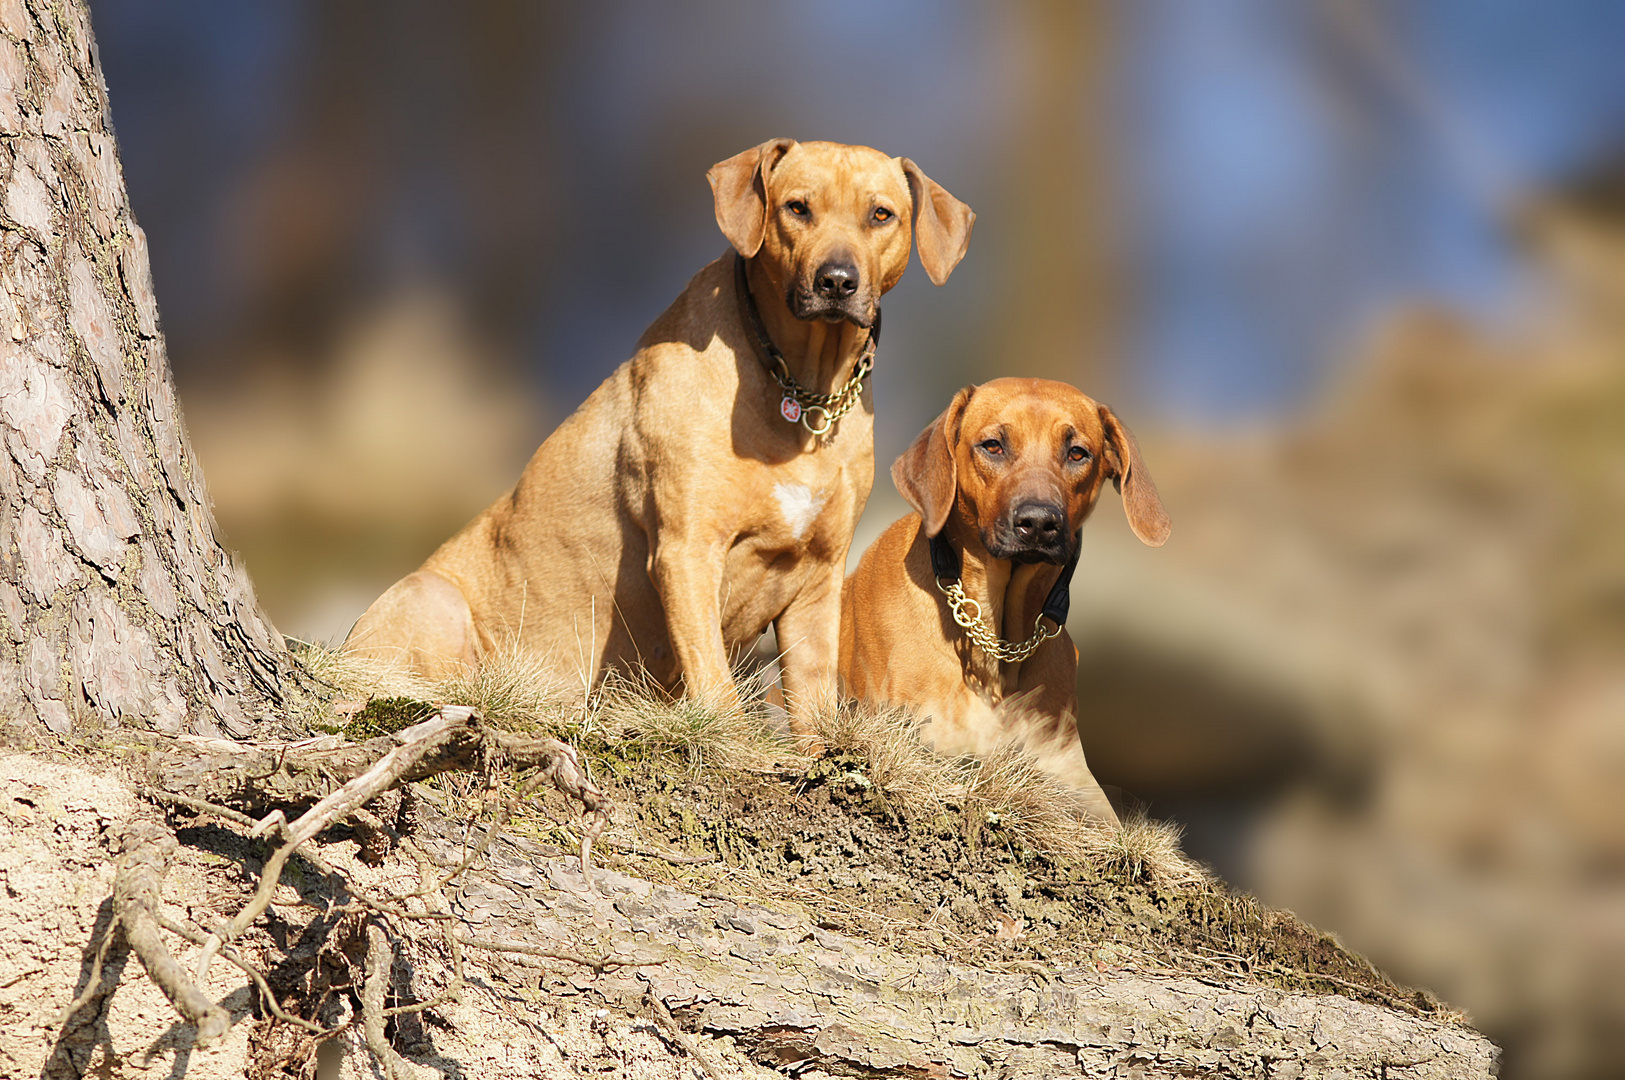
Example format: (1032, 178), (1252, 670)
(786, 200), (810, 217)
(979, 439), (1004, 456)
(1068, 445), (1090, 463)
(872, 206), (894, 223)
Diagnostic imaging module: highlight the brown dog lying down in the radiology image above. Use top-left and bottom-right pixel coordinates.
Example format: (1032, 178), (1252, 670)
(839, 378), (1169, 824)
(344, 139), (974, 736)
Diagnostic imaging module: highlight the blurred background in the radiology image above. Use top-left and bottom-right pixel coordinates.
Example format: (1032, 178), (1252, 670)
(89, 2), (1624, 1076)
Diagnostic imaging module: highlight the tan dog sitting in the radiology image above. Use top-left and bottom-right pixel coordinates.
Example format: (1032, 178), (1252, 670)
(345, 139), (974, 735)
(839, 378), (1169, 823)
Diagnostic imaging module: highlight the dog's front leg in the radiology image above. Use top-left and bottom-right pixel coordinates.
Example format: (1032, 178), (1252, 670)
(774, 565), (843, 742)
(647, 535), (739, 709)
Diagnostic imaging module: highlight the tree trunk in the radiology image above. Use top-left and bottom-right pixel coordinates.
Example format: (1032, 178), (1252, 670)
(0, 0), (307, 739)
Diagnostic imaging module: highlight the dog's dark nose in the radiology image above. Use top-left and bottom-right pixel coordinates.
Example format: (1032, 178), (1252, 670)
(813, 260), (859, 299)
(1011, 501), (1064, 546)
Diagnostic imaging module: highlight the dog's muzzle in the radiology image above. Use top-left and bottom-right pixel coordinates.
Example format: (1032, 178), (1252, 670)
(989, 499), (1072, 564)
(790, 259), (875, 326)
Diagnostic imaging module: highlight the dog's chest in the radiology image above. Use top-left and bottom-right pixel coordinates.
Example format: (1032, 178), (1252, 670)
(718, 466), (853, 637)
(741, 470), (847, 554)
(729, 446), (865, 562)
(738, 420), (870, 548)
(770, 481), (830, 542)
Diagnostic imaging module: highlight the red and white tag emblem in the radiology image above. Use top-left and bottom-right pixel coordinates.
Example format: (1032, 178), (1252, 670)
(779, 397), (802, 423)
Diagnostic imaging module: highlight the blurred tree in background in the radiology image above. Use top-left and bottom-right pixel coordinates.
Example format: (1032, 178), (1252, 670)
(992, 0), (1123, 398)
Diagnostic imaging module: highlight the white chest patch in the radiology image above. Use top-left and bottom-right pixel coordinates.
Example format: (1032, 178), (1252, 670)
(774, 482), (828, 541)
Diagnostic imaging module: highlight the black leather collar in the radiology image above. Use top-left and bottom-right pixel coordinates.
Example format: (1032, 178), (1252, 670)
(928, 530), (1082, 626)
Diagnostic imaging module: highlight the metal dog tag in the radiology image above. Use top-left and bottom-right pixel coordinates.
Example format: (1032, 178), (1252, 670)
(780, 397), (803, 423)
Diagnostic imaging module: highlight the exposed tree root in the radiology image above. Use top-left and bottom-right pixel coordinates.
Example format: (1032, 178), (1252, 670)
(70, 706), (610, 1078)
(27, 723), (1500, 1079)
(111, 815), (231, 1044)
(640, 974), (724, 1080)
(362, 921), (434, 1080)
(453, 934), (663, 973)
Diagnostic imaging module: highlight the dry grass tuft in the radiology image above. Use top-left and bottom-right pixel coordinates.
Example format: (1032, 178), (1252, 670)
(291, 639), (1205, 883)
(961, 739), (1102, 849)
(594, 669), (776, 773)
(434, 643), (581, 734)
(809, 701), (942, 803)
(961, 744), (1207, 887)
(1098, 812), (1211, 889)
(809, 699), (1205, 887)
(291, 638), (583, 734)
(289, 639), (434, 703)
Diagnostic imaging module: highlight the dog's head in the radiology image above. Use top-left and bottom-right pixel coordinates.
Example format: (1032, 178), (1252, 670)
(892, 378), (1170, 563)
(708, 139), (974, 328)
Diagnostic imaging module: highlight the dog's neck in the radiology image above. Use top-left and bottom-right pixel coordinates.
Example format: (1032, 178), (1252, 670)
(745, 256), (873, 395)
(938, 516), (1066, 694)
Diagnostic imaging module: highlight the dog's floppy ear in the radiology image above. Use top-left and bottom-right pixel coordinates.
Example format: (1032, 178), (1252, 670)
(707, 138), (796, 257)
(1099, 405), (1170, 547)
(900, 158), (976, 285)
(893, 385), (974, 537)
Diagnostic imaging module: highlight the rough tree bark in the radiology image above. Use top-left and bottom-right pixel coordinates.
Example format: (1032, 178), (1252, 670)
(0, 0), (307, 739)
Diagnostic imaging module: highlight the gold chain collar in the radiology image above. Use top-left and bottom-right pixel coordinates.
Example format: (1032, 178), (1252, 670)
(934, 576), (1062, 664)
(735, 252), (879, 436)
(926, 531), (1079, 665)
(764, 351), (872, 435)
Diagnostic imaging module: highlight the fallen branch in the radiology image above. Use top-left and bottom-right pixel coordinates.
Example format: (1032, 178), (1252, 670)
(147, 705), (611, 833)
(146, 788), (444, 924)
(189, 707), (608, 980)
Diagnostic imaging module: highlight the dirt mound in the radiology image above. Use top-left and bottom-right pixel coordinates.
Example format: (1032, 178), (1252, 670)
(554, 744), (1443, 1018)
(2, 710), (1497, 1079)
